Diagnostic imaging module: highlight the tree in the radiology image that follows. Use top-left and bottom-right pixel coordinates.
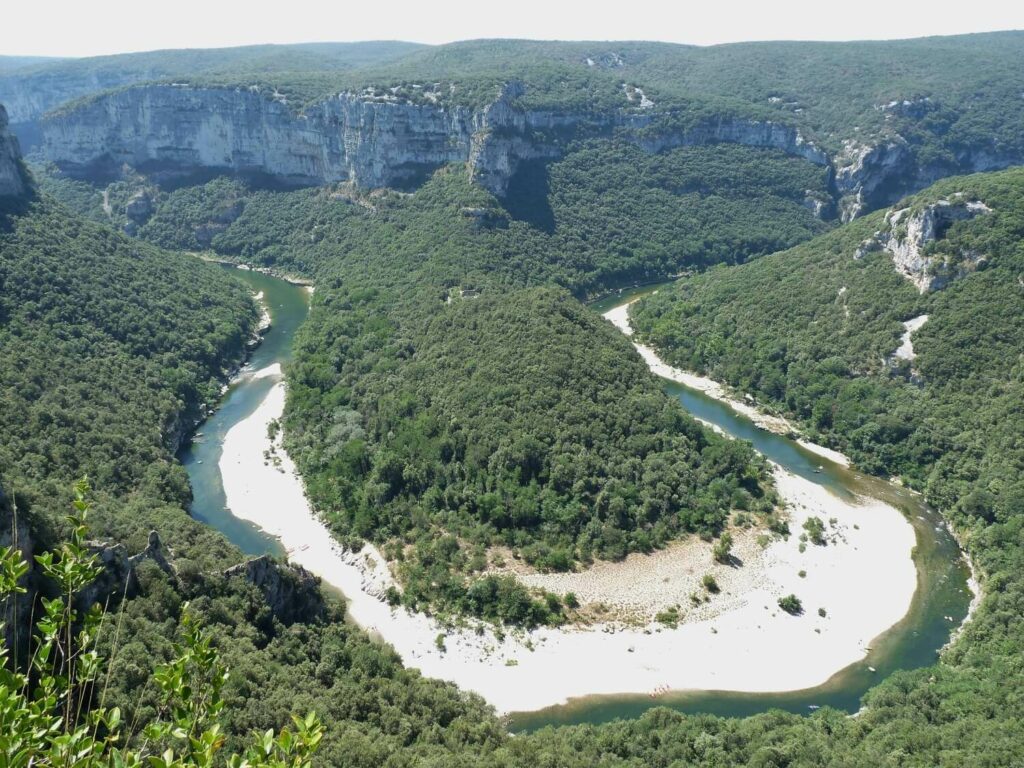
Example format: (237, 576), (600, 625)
(713, 532), (734, 564)
(0, 480), (322, 768)
(803, 517), (826, 546)
(778, 594), (803, 615)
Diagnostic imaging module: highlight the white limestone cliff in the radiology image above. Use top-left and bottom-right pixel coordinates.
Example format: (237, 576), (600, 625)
(0, 105), (26, 197)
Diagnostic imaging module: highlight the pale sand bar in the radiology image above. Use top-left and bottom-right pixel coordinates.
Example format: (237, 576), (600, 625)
(219, 354), (917, 714)
(603, 301), (851, 467)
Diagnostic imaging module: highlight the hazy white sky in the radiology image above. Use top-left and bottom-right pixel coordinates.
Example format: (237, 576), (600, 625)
(5, 0), (1024, 57)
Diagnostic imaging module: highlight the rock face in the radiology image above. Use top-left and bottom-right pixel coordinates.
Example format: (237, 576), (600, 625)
(78, 530), (179, 610)
(0, 105), (26, 197)
(223, 555), (325, 624)
(0, 68), (159, 126)
(41, 81), (1018, 217)
(856, 197), (992, 292)
(834, 138), (1018, 222)
(41, 83), (830, 198)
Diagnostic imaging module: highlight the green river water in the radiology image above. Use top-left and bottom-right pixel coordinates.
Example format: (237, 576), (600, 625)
(181, 272), (972, 731)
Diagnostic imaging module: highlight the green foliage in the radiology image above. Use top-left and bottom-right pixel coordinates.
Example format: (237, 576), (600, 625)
(778, 594), (803, 615)
(631, 167), (1024, 528)
(0, 197), (257, 508)
(803, 517), (826, 546)
(129, 163), (781, 623)
(712, 532), (734, 564)
(0, 483), (322, 768)
(139, 178), (247, 252)
(655, 606), (680, 628)
(11, 37), (1024, 763)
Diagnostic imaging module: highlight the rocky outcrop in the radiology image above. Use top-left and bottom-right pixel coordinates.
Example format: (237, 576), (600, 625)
(41, 82), (830, 198)
(223, 555), (325, 624)
(856, 197), (992, 292)
(0, 105), (26, 197)
(0, 68), (161, 126)
(835, 139), (915, 220)
(835, 137), (1019, 222)
(78, 530), (179, 610)
(626, 114), (828, 166)
(43, 79), (1015, 217)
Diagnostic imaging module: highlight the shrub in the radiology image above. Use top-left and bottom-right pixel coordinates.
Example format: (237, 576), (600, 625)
(702, 574), (720, 593)
(713, 532), (734, 563)
(778, 594), (803, 615)
(0, 480), (322, 768)
(656, 606), (681, 627)
(803, 516), (827, 545)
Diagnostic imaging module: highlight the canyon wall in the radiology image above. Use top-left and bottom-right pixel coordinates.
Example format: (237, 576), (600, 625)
(40, 83), (829, 198)
(40, 83), (1023, 218)
(0, 105), (26, 197)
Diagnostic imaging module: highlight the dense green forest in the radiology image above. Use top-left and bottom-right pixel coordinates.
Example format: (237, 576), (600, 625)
(0, 193), (508, 763)
(631, 168), (1024, 525)
(39, 139), (830, 293)
(0, 196), (256, 509)
(8, 150), (1024, 768)
(7, 32), (1024, 763)
(134, 157), (781, 624)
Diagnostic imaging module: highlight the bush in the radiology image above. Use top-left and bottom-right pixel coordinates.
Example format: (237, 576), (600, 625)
(656, 606), (681, 627)
(702, 573), (720, 593)
(713, 532), (734, 563)
(778, 594), (803, 615)
(803, 517), (827, 545)
(0, 480), (322, 768)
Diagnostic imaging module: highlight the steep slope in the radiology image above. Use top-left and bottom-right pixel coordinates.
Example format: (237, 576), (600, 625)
(33, 32), (1024, 217)
(631, 167), (1024, 520)
(0, 170), (512, 765)
(0, 105), (26, 197)
(192, 168), (774, 622)
(39, 80), (825, 197)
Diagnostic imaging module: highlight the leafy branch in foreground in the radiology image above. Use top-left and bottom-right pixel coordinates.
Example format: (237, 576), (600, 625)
(0, 479), (322, 768)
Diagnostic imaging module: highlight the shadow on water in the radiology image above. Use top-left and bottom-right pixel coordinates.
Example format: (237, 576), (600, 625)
(178, 267), (311, 557)
(509, 283), (972, 731)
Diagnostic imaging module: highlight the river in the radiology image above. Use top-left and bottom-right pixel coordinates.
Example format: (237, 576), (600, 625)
(180, 271), (972, 730)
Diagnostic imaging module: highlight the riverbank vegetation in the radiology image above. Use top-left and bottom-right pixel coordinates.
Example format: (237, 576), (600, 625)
(212, 163), (782, 624)
(631, 168), (1024, 530)
(0, 196), (256, 514)
(34, 139), (809, 624)
(10, 34), (1024, 757)
(5, 153), (1024, 768)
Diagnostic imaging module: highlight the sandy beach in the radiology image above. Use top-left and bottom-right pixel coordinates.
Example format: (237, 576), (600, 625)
(219, 362), (918, 714)
(602, 301), (851, 467)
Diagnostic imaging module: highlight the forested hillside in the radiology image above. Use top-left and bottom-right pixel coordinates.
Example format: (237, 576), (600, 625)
(6, 30), (1024, 768)
(631, 168), (1024, 521)
(5, 177), (1024, 767)
(40, 139), (830, 292)
(0, 196), (256, 512)
(0, 190), (513, 764)
(131, 164), (773, 624)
